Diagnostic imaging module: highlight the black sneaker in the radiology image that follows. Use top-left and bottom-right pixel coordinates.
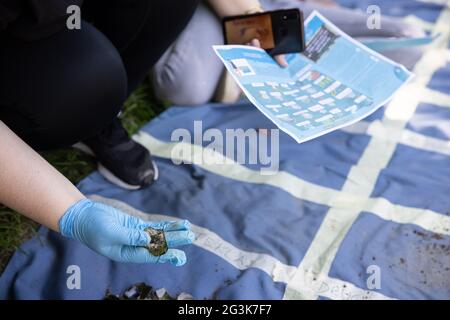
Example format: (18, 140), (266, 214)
(74, 118), (158, 190)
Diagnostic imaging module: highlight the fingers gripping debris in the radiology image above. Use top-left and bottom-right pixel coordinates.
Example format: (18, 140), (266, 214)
(104, 283), (194, 300)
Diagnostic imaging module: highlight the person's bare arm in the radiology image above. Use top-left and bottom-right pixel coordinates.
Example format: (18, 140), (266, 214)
(0, 121), (195, 265)
(0, 121), (85, 231)
(207, 0), (263, 18)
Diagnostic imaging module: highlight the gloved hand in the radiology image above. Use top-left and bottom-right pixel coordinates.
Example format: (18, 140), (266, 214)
(59, 199), (195, 266)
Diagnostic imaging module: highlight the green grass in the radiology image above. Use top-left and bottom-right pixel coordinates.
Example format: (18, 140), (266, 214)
(0, 80), (168, 273)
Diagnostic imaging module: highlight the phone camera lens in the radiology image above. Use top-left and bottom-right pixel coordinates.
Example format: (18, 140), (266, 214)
(283, 13), (298, 21)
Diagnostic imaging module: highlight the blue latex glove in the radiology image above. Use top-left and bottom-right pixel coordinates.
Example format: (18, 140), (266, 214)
(59, 199), (195, 266)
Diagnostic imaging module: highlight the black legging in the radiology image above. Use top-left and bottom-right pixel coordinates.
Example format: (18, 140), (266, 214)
(0, 0), (199, 150)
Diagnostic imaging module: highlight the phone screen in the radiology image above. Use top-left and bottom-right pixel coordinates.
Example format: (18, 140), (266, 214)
(224, 13), (275, 49)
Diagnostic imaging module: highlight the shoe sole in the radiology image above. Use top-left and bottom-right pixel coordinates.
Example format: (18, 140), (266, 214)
(72, 142), (159, 190)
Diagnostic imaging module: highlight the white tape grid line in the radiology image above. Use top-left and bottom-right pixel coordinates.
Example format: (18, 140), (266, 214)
(130, 11), (450, 300)
(421, 87), (450, 108)
(343, 120), (450, 157)
(133, 131), (450, 300)
(403, 0), (450, 31)
(283, 8), (450, 300)
(134, 132), (342, 206)
(133, 133), (450, 237)
(403, 15), (435, 31)
(89, 195), (395, 300)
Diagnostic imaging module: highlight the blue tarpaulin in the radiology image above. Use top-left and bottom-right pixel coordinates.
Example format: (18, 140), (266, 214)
(1, 0), (449, 300)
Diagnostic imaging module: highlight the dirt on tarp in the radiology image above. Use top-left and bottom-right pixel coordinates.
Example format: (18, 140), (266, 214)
(390, 228), (450, 290)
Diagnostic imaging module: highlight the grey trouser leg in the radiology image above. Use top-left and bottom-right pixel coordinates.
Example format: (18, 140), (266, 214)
(151, 3), (224, 105)
(152, 0), (425, 106)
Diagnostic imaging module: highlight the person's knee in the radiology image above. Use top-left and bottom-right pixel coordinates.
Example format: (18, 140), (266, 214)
(38, 29), (128, 147)
(57, 58), (126, 144)
(1, 23), (128, 150)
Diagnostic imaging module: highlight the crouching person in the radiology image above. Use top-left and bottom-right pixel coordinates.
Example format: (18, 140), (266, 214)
(0, 0), (198, 264)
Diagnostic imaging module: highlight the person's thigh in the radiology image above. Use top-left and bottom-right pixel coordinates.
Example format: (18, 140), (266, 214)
(0, 22), (127, 150)
(152, 3), (225, 106)
(84, 0), (200, 95)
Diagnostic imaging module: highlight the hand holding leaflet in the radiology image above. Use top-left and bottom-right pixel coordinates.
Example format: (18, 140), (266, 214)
(214, 11), (414, 143)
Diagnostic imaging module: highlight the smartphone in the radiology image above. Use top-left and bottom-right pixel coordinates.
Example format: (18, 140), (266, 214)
(223, 9), (305, 56)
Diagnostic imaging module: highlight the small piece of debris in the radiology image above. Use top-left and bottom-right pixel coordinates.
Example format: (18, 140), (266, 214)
(177, 292), (194, 300)
(104, 283), (190, 300)
(145, 227), (168, 257)
(432, 234), (444, 240)
(156, 288), (168, 299)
